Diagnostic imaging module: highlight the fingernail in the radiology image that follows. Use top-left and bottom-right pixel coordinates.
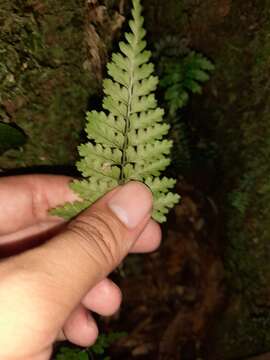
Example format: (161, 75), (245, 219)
(108, 182), (153, 228)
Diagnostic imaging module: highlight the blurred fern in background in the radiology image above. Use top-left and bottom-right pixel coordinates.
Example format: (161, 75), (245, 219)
(160, 51), (215, 116)
(154, 36), (215, 174)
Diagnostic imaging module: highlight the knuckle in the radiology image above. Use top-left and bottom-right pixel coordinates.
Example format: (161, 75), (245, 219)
(31, 188), (49, 221)
(67, 210), (124, 268)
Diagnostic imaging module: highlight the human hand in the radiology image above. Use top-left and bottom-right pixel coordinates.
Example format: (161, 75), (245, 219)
(0, 175), (161, 360)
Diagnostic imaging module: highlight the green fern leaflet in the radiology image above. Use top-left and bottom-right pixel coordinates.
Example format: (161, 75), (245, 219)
(52, 0), (180, 223)
(160, 51), (215, 116)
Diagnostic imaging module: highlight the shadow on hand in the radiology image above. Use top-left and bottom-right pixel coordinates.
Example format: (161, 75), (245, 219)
(0, 222), (67, 258)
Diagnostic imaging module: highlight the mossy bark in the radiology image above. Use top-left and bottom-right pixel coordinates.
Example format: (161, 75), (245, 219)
(143, 0), (270, 358)
(0, 0), (125, 168)
(0, 0), (91, 167)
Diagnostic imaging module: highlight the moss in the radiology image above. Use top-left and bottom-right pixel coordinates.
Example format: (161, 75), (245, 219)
(144, 0), (270, 357)
(0, 0), (127, 169)
(201, 3), (270, 357)
(0, 0), (95, 168)
(219, 13), (270, 301)
(143, 0), (187, 39)
(211, 298), (270, 359)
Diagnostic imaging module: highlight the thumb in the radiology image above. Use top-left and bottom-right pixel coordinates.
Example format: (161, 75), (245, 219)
(39, 180), (153, 308)
(0, 181), (152, 353)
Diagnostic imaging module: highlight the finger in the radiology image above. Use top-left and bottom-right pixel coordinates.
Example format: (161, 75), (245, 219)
(82, 278), (122, 316)
(130, 219), (161, 253)
(0, 217), (161, 259)
(0, 182), (153, 357)
(0, 175), (77, 235)
(61, 279), (121, 344)
(23, 181), (153, 312)
(0, 222), (66, 258)
(62, 305), (98, 347)
(0, 221), (63, 245)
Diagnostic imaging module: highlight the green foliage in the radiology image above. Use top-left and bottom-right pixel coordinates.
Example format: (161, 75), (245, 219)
(160, 51), (215, 116)
(52, 0), (179, 223)
(228, 174), (253, 218)
(55, 346), (88, 360)
(153, 36), (215, 174)
(229, 190), (250, 216)
(91, 332), (127, 355)
(54, 332), (127, 360)
(0, 122), (26, 155)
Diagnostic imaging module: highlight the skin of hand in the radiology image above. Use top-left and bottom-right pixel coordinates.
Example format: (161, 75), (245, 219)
(0, 175), (161, 360)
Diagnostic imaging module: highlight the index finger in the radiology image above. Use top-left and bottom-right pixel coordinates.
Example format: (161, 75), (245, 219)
(0, 175), (78, 236)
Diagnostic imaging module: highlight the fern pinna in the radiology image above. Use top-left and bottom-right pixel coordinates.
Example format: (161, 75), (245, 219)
(52, 0), (180, 223)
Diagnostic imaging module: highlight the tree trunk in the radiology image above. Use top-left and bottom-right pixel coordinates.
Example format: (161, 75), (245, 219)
(143, 0), (270, 359)
(0, 0), (126, 168)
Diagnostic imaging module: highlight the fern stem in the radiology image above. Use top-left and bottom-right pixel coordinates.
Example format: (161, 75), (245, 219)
(120, 76), (134, 184)
(119, 21), (138, 184)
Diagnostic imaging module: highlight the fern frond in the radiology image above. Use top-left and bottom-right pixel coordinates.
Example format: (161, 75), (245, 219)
(160, 51), (215, 115)
(134, 76), (158, 96)
(124, 157), (170, 180)
(152, 192), (180, 223)
(130, 108), (165, 130)
(51, 0), (180, 223)
(71, 178), (117, 199)
(128, 123), (170, 146)
(126, 140), (172, 163)
(51, 200), (91, 220)
(78, 143), (122, 164)
(145, 176), (176, 193)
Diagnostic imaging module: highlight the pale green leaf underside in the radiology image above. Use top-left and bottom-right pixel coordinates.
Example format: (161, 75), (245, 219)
(51, 200), (91, 220)
(51, 0), (180, 223)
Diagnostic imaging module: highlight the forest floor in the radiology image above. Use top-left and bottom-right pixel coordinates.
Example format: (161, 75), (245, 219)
(99, 180), (225, 360)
